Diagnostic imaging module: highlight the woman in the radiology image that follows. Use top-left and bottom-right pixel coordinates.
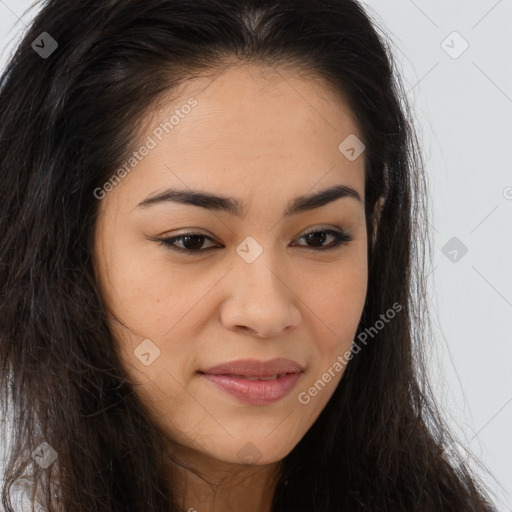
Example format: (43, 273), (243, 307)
(0, 0), (496, 510)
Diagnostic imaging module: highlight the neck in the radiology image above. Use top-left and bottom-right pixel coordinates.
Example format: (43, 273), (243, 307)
(159, 445), (282, 512)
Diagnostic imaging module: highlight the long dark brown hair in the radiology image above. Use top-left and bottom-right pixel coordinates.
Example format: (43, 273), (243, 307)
(0, 0), (495, 510)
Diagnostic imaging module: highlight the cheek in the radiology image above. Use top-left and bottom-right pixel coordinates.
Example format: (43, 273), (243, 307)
(95, 229), (191, 336)
(303, 256), (368, 347)
(293, 261), (367, 416)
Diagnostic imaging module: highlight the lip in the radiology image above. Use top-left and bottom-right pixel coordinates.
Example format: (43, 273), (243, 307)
(199, 358), (304, 405)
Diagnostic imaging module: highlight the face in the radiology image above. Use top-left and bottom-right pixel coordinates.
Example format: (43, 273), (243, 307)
(93, 64), (368, 468)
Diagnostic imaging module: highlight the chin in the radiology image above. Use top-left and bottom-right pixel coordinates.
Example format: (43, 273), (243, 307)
(212, 435), (298, 466)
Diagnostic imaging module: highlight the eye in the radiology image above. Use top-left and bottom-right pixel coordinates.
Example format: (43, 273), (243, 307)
(157, 232), (218, 253)
(156, 227), (353, 255)
(292, 228), (353, 251)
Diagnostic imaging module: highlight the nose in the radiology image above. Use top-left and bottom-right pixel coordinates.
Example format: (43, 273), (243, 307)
(220, 253), (302, 339)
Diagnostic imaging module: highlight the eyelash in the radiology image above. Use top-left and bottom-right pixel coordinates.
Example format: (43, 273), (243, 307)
(156, 228), (353, 255)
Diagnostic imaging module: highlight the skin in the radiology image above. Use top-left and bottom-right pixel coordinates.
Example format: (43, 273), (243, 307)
(93, 63), (369, 512)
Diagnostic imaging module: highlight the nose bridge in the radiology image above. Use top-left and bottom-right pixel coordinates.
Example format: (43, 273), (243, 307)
(221, 236), (301, 337)
(236, 235), (287, 303)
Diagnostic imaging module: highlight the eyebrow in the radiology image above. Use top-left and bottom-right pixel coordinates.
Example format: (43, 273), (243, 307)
(136, 184), (362, 218)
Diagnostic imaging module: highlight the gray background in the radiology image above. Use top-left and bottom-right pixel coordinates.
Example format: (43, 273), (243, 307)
(1, 0), (510, 509)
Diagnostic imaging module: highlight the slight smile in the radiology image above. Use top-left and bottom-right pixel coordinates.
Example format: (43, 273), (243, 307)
(199, 358), (305, 406)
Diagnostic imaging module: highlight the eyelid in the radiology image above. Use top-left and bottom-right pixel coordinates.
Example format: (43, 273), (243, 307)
(159, 223), (347, 239)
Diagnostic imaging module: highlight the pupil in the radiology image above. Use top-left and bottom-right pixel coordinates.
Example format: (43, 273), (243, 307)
(183, 235), (204, 250)
(306, 231), (326, 247)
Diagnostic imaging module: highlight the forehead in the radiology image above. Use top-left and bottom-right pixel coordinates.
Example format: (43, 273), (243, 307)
(144, 62), (362, 147)
(105, 63), (366, 213)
